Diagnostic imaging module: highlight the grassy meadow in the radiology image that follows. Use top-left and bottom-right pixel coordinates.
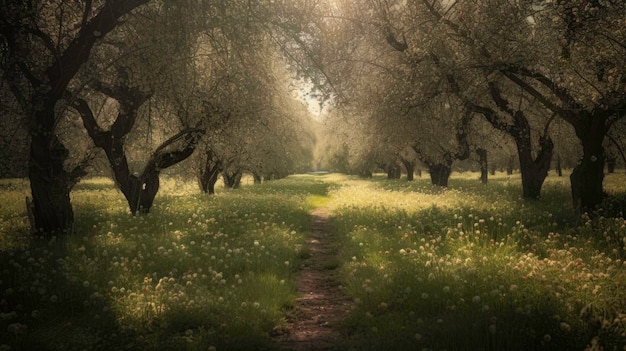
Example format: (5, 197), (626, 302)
(327, 171), (626, 351)
(0, 176), (325, 350)
(0, 171), (625, 350)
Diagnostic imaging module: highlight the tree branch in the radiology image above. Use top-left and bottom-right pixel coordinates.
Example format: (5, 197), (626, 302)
(488, 82), (517, 116)
(70, 96), (108, 147)
(501, 65), (582, 111)
(90, 78), (153, 138)
(81, 0), (93, 30)
(499, 70), (579, 126)
(385, 27), (407, 52)
(26, 27), (58, 56)
(46, 0), (150, 100)
(144, 127), (205, 174)
(464, 100), (514, 135)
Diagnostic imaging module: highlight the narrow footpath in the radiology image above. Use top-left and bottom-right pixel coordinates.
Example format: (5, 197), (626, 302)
(274, 207), (352, 350)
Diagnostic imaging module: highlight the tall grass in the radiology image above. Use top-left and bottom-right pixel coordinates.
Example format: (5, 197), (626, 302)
(1, 171), (625, 350)
(0, 175), (333, 350)
(328, 172), (626, 350)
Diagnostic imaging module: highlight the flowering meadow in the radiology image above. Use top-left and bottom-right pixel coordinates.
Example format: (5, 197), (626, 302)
(326, 172), (626, 350)
(1, 172), (625, 350)
(0, 176), (330, 350)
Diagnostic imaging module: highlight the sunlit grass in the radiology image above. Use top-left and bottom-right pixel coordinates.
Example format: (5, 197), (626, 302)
(328, 171), (626, 350)
(1, 171), (625, 350)
(0, 178), (31, 250)
(0, 175), (332, 350)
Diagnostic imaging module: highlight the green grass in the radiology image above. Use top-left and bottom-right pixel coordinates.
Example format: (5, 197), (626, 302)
(327, 171), (626, 350)
(0, 178), (30, 251)
(0, 171), (625, 350)
(0, 175), (336, 350)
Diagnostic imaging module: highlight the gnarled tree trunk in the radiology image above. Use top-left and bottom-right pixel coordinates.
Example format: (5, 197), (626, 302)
(517, 135), (554, 200)
(571, 118), (606, 213)
(29, 123), (74, 233)
(401, 158), (415, 181)
(126, 172), (159, 214)
(4, 0), (150, 234)
(29, 103), (89, 234)
(128, 129), (202, 213)
(74, 95), (202, 214)
(199, 150), (222, 194)
(426, 160), (452, 187)
(467, 89), (553, 199)
(411, 110), (471, 188)
(223, 170), (242, 189)
(386, 163), (401, 179)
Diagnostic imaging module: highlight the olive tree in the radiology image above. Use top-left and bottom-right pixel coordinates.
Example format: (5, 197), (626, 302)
(67, 2), (207, 214)
(313, 0), (473, 186)
(416, 0), (626, 211)
(1, 0), (153, 234)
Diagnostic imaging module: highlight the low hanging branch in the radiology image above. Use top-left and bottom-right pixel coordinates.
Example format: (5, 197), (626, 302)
(140, 127), (205, 178)
(125, 126), (204, 215)
(385, 27), (408, 52)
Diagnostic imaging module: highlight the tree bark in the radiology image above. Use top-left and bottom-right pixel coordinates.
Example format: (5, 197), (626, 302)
(252, 172), (262, 184)
(571, 118), (606, 213)
(3, 0), (150, 234)
(466, 88), (554, 198)
(74, 95), (201, 213)
(131, 129), (202, 213)
(386, 163), (401, 179)
(427, 162), (452, 187)
(126, 172), (159, 214)
(28, 120), (73, 233)
(476, 148), (488, 184)
(517, 135), (554, 200)
(199, 150), (222, 195)
(74, 91), (146, 214)
(401, 159), (415, 181)
(223, 170), (242, 189)
(556, 154), (563, 177)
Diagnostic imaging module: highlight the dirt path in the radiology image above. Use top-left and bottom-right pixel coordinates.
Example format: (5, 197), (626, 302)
(273, 207), (352, 350)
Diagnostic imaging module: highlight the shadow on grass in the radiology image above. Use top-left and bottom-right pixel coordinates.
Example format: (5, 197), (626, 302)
(1, 175), (344, 350)
(4, 173), (622, 350)
(328, 175), (626, 350)
(0, 235), (138, 351)
(1, 175), (340, 350)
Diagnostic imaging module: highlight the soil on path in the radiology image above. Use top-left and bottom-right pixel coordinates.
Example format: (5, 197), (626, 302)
(273, 207), (352, 350)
